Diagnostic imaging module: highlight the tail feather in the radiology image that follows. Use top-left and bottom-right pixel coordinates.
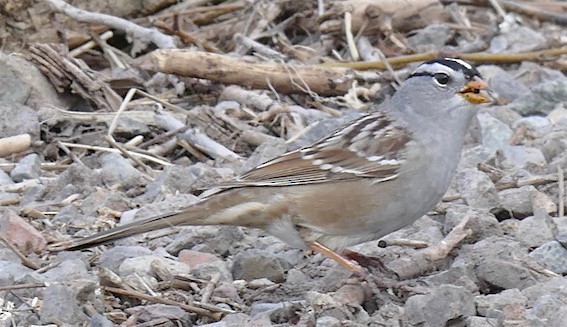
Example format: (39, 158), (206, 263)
(48, 210), (205, 251)
(48, 188), (271, 252)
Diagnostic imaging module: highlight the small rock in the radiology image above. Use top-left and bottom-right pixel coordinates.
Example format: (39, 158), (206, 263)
(316, 316), (341, 327)
(178, 249), (222, 268)
(89, 313), (115, 327)
(425, 259), (479, 293)
(475, 259), (537, 290)
(456, 168), (500, 209)
(166, 225), (243, 256)
(474, 288), (528, 318)
(99, 153), (142, 189)
(0, 102), (39, 138)
(528, 241), (567, 274)
(0, 169), (14, 185)
(406, 24), (454, 52)
(232, 249), (285, 283)
(444, 204), (502, 242)
(248, 278), (276, 289)
(125, 304), (189, 322)
(0, 53), (69, 109)
(466, 316), (499, 327)
(0, 60), (30, 104)
(0, 260), (34, 287)
(500, 218), (520, 236)
(98, 246), (152, 272)
(285, 268), (311, 287)
(41, 254), (93, 282)
(516, 208), (555, 248)
(509, 80), (567, 116)
(501, 145), (546, 169)
(191, 260), (233, 283)
(333, 284), (366, 306)
(528, 294), (567, 325)
(476, 111), (513, 156)
(0, 209), (46, 254)
(521, 277), (567, 302)
(141, 163), (232, 201)
(118, 255), (189, 278)
(213, 282), (241, 303)
(10, 153), (41, 182)
(39, 284), (90, 325)
(477, 65), (530, 104)
(404, 285), (475, 326)
(489, 22), (546, 53)
(498, 186), (536, 218)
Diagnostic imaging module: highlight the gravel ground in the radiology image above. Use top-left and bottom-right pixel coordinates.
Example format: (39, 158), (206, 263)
(2, 1), (567, 326)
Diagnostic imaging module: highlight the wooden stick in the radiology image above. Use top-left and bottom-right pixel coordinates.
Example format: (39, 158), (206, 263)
(135, 49), (353, 96)
(0, 134), (31, 157)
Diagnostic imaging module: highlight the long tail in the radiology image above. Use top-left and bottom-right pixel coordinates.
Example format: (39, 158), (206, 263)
(48, 188), (268, 252)
(48, 208), (208, 251)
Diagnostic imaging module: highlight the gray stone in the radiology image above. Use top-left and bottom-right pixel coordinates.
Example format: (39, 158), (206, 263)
(475, 259), (537, 290)
(141, 163), (232, 201)
(444, 204), (502, 242)
(516, 61), (567, 86)
(474, 289), (528, 318)
(0, 169), (13, 185)
(528, 294), (567, 325)
(0, 102), (39, 138)
(232, 249), (285, 283)
(49, 163), (102, 198)
(456, 168), (500, 209)
(476, 112), (513, 156)
(425, 259), (479, 292)
(0, 260), (33, 287)
(191, 260), (233, 283)
(239, 137), (288, 174)
(10, 153), (41, 182)
(553, 217), (567, 236)
(477, 65), (530, 104)
(489, 25), (546, 53)
(522, 277), (567, 302)
(529, 241), (567, 274)
(316, 316), (341, 327)
(498, 186), (536, 218)
(0, 60), (30, 104)
(100, 153), (142, 189)
(0, 53), (69, 109)
(459, 236), (537, 290)
(40, 257), (93, 282)
(167, 225), (243, 256)
(466, 316), (500, 327)
(98, 246), (152, 272)
(516, 208), (555, 248)
(39, 284), (91, 325)
(124, 304), (190, 322)
(407, 24), (454, 51)
(404, 285), (475, 326)
(509, 80), (567, 116)
(118, 255), (189, 278)
(501, 146), (546, 169)
(89, 313), (115, 327)
(548, 304), (567, 327)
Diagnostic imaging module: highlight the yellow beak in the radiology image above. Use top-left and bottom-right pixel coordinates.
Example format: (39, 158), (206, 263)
(459, 76), (492, 104)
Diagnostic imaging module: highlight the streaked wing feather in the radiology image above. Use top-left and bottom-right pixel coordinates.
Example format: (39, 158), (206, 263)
(227, 112), (411, 187)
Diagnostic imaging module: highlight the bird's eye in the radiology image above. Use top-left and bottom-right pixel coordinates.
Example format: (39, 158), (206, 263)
(433, 73), (450, 86)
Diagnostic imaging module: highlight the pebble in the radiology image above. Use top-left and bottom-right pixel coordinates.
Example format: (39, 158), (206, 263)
(528, 241), (567, 274)
(10, 153), (41, 182)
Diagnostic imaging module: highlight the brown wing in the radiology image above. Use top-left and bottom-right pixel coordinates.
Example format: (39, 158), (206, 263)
(224, 112), (412, 187)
